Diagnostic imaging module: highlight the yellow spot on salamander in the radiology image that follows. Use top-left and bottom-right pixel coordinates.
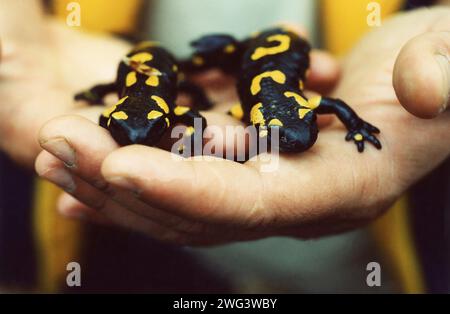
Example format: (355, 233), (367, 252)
(268, 119), (283, 127)
(145, 75), (159, 87)
(102, 106), (116, 118)
(354, 134), (364, 141)
(251, 71), (286, 95)
(147, 110), (163, 120)
(250, 103), (265, 126)
(130, 52), (153, 64)
(251, 34), (291, 61)
(284, 91), (309, 108)
(172, 64), (178, 72)
(117, 96), (128, 105)
(193, 56), (204, 66)
(151, 95), (170, 114)
(102, 96), (128, 118)
(165, 118), (170, 127)
(111, 111), (128, 120)
(308, 96), (322, 110)
(229, 103), (244, 120)
(299, 80), (304, 90)
(298, 108), (312, 119)
(135, 65), (153, 75)
(174, 106), (190, 116)
(185, 126), (195, 136)
(126, 71), (137, 87)
(224, 44), (236, 54)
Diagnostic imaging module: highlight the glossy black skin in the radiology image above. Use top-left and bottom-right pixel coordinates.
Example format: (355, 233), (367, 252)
(183, 28), (382, 153)
(75, 44), (210, 147)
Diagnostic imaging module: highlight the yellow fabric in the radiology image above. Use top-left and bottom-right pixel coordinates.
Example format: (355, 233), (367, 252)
(321, 0), (425, 293)
(321, 0), (404, 55)
(52, 0), (142, 34)
(371, 197), (425, 293)
(33, 180), (82, 293)
(33, 0), (143, 292)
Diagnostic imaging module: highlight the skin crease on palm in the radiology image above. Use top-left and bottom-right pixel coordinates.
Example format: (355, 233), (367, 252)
(6, 4), (448, 244)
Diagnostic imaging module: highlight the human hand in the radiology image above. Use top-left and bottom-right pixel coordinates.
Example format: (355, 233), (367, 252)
(35, 23), (343, 241)
(393, 21), (450, 118)
(36, 9), (450, 245)
(0, 3), (130, 166)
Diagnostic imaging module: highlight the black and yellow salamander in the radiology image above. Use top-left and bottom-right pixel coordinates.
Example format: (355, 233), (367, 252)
(75, 42), (210, 148)
(183, 28), (381, 153)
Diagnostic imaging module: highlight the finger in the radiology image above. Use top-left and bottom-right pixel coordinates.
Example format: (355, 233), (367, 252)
(273, 23), (340, 92)
(39, 114), (118, 189)
(35, 150), (212, 245)
(357, 141), (364, 153)
(274, 22), (340, 92)
(36, 149), (107, 209)
(101, 145), (265, 226)
(307, 50), (340, 93)
(57, 192), (111, 225)
(345, 133), (352, 141)
(393, 31), (450, 118)
(39, 151), (268, 244)
(38, 115), (208, 231)
(366, 134), (382, 150)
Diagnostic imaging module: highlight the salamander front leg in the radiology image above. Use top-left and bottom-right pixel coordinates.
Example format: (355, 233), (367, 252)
(312, 96), (382, 152)
(172, 106), (207, 155)
(74, 82), (116, 105)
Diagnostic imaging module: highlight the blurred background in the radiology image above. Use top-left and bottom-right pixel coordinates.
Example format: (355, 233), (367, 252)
(0, 0), (447, 293)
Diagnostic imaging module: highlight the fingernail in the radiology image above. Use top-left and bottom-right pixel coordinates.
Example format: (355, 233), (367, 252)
(41, 168), (76, 193)
(40, 137), (76, 168)
(435, 54), (450, 114)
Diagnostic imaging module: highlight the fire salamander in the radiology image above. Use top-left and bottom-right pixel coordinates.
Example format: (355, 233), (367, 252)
(183, 28), (381, 153)
(75, 41), (210, 149)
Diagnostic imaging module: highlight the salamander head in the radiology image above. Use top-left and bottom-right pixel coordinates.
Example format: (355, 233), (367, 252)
(263, 122), (318, 153)
(104, 96), (170, 147)
(189, 34), (239, 69)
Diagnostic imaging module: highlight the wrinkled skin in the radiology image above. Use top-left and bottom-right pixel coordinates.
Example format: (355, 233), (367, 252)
(32, 7), (450, 245)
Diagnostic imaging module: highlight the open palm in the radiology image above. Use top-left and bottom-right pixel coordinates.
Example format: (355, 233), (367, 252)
(36, 8), (450, 245)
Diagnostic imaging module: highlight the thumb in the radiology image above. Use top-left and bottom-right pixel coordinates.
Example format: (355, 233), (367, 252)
(393, 31), (450, 119)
